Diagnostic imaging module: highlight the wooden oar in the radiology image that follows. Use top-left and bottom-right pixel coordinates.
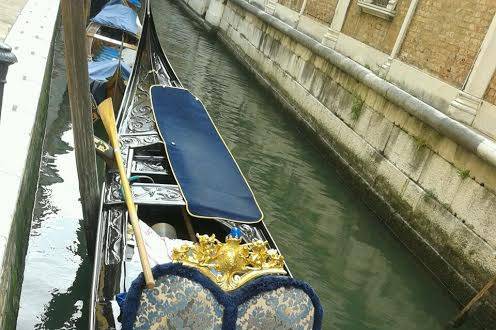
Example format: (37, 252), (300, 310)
(449, 274), (496, 327)
(97, 98), (155, 288)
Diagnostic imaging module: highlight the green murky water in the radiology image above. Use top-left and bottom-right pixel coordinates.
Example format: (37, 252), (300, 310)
(17, 0), (463, 329)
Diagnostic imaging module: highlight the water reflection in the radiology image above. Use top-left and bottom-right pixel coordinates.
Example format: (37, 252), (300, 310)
(152, 0), (459, 328)
(16, 30), (90, 329)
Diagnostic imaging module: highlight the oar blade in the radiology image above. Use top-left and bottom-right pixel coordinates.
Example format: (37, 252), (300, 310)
(97, 98), (117, 146)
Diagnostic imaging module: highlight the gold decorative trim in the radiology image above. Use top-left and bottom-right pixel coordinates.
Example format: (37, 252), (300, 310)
(172, 234), (286, 291)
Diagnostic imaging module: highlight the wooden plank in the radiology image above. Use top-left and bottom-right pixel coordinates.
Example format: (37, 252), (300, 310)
(83, 0), (91, 23)
(450, 275), (496, 327)
(61, 0), (100, 257)
(87, 32), (138, 50)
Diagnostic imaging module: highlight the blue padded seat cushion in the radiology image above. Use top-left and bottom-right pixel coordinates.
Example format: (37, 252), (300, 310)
(121, 263), (323, 329)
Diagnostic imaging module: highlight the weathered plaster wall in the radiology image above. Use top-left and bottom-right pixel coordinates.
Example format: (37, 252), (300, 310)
(278, 0), (303, 12)
(341, 0), (411, 54)
(399, 0), (496, 88)
(183, 0), (496, 324)
(303, 0), (338, 24)
(484, 72), (496, 105)
(258, 0), (496, 144)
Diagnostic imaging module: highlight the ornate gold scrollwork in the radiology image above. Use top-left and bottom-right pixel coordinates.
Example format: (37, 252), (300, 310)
(172, 234), (286, 291)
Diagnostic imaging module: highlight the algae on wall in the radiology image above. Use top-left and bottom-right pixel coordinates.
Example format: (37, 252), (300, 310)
(211, 0), (496, 324)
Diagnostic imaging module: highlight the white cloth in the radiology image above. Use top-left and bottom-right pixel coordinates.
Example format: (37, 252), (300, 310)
(134, 220), (192, 266)
(125, 221), (192, 289)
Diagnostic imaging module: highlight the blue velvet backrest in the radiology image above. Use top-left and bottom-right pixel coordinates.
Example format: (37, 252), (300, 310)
(122, 263), (323, 330)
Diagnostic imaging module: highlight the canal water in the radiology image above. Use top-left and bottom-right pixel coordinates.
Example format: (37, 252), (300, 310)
(17, 0), (464, 329)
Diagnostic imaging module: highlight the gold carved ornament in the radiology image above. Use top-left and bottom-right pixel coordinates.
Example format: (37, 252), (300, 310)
(172, 234), (287, 291)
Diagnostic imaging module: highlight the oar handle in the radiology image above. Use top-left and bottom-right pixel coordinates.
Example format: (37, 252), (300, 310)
(97, 98), (154, 288)
(115, 150), (155, 288)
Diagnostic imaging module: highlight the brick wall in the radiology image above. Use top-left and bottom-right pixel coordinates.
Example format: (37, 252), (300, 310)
(399, 0), (496, 88)
(484, 72), (496, 105)
(304, 0), (338, 24)
(341, 0), (411, 54)
(279, 0), (304, 12)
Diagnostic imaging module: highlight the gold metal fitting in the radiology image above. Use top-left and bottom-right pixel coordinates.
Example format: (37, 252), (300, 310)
(172, 234), (286, 291)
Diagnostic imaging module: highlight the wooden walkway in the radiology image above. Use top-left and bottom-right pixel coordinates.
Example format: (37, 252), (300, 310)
(0, 0), (29, 41)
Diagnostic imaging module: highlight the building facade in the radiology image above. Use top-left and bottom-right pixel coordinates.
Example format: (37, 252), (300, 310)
(269, 0), (496, 138)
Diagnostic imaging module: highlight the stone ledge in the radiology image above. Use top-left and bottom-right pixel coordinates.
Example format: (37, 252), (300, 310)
(0, 0), (29, 41)
(0, 0), (59, 326)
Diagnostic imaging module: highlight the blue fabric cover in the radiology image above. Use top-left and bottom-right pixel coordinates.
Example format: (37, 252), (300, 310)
(91, 3), (139, 36)
(88, 59), (130, 104)
(121, 263), (323, 330)
(90, 80), (107, 105)
(128, 0), (142, 9)
(150, 86), (263, 223)
(91, 0), (141, 18)
(93, 45), (120, 62)
(88, 59), (131, 82)
(107, 0), (141, 9)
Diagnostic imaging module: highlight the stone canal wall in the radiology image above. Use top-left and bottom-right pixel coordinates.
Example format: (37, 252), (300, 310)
(176, 0), (496, 323)
(0, 0), (59, 327)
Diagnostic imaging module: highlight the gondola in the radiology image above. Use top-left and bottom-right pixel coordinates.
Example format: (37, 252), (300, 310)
(89, 2), (323, 329)
(87, 0), (146, 114)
